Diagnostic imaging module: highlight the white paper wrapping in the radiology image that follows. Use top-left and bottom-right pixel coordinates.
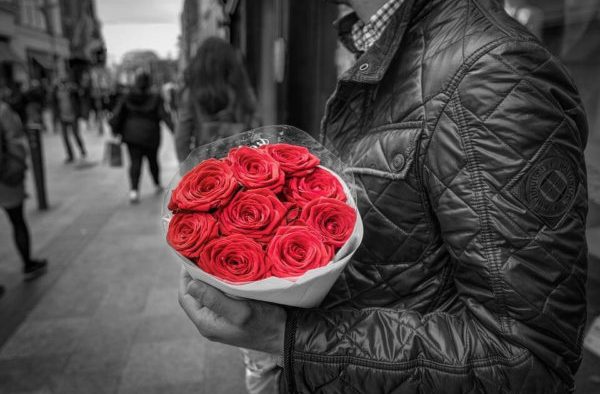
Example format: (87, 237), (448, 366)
(162, 126), (364, 307)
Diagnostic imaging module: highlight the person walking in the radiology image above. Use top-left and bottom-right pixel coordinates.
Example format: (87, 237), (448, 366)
(54, 78), (87, 164)
(0, 90), (48, 293)
(175, 36), (258, 163)
(109, 72), (173, 204)
(178, 0), (589, 393)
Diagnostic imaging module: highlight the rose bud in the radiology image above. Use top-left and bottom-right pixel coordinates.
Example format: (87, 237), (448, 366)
(199, 234), (270, 283)
(167, 213), (219, 259)
(283, 167), (346, 207)
(261, 143), (320, 177)
(301, 197), (356, 248)
(218, 188), (287, 243)
(168, 158), (238, 212)
(227, 146), (285, 193)
(268, 225), (334, 278)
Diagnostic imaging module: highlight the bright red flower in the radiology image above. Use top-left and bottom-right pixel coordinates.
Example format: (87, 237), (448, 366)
(301, 197), (356, 248)
(167, 213), (218, 259)
(283, 167), (346, 207)
(218, 188), (287, 243)
(227, 146), (285, 193)
(261, 143), (320, 177)
(199, 234), (270, 283)
(268, 225), (334, 278)
(168, 158), (238, 212)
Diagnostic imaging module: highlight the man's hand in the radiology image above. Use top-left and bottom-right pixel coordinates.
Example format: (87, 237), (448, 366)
(178, 268), (287, 355)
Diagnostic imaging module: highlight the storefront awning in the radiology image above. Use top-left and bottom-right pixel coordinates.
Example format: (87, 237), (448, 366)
(0, 42), (22, 64)
(30, 53), (54, 70)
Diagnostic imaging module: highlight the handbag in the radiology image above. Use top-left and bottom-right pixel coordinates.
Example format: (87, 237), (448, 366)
(104, 138), (123, 167)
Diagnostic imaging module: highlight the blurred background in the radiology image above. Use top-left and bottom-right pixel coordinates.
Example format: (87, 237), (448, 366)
(0, 0), (599, 393)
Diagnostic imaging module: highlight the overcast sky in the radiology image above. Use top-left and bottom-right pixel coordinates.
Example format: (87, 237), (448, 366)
(95, 0), (183, 63)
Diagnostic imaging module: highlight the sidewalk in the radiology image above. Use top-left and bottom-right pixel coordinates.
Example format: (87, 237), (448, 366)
(0, 125), (246, 394)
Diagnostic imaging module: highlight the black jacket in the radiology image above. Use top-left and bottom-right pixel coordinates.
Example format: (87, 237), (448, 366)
(110, 89), (173, 149)
(282, 0), (588, 392)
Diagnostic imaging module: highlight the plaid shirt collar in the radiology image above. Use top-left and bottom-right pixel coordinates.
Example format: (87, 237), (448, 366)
(351, 0), (404, 52)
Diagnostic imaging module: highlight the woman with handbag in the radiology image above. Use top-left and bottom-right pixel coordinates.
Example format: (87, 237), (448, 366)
(0, 90), (48, 293)
(109, 72), (173, 204)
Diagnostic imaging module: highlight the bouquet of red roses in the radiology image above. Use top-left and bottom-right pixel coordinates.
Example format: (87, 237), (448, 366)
(162, 126), (363, 307)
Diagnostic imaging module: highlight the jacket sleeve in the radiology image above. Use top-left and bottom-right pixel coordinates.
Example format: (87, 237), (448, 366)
(0, 103), (27, 162)
(174, 89), (198, 162)
(157, 96), (174, 133)
(108, 98), (126, 136)
(281, 41), (587, 393)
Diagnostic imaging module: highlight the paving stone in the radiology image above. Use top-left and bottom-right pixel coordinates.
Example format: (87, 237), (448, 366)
(118, 337), (245, 392)
(141, 287), (179, 317)
(117, 382), (205, 394)
(133, 313), (199, 344)
(50, 372), (121, 394)
(27, 278), (108, 321)
(118, 339), (208, 388)
(64, 317), (139, 375)
(0, 317), (90, 360)
(93, 277), (152, 318)
(0, 354), (69, 392)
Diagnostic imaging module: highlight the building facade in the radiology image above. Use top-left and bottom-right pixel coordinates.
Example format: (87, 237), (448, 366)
(180, 0), (227, 72)
(0, 0), (70, 86)
(58, 0), (105, 84)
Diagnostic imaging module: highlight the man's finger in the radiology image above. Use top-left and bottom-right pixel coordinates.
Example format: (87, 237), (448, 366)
(186, 280), (251, 325)
(178, 268), (211, 323)
(179, 267), (192, 297)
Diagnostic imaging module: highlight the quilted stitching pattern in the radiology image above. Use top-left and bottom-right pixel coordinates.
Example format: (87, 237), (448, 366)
(285, 0), (587, 393)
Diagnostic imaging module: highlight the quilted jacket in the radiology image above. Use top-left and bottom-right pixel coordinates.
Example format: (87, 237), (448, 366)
(282, 0), (588, 392)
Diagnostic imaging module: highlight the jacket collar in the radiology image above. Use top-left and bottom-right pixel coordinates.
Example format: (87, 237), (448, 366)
(335, 0), (416, 84)
(335, 0), (454, 84)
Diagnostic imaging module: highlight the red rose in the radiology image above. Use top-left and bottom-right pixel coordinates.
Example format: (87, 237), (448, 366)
(301, 198), (356, 248)
(168, 158), (238, 212)
(268, 226), (334, 278)
(283, 167), (347, 207)
(167, 213), (218, 259)
(261, 143), (320, 177)
(227, 146), (285, 193)
(218, 188), (288, 243)
(199, 234), (270, 283)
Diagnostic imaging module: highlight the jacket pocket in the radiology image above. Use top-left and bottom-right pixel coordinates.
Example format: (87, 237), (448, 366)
(345, 122), (423, 180)
(344, 122), (427, 265)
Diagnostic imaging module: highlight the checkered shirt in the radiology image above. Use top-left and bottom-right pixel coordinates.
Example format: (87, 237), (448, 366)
(351, 0), (404, 52)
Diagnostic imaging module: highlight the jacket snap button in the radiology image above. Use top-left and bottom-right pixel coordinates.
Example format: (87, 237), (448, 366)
(391, 153), (405, 171)
(359, 63), (369, 71)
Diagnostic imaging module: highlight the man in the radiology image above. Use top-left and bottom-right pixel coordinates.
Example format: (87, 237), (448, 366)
(53, 78), (87, 164)
(179, 0), (588, 392)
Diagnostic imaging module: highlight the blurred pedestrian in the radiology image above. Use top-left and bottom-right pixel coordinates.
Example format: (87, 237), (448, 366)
(78, 72), (93, 132)
(109, 72), (173, 204)
(6, 81), (27, 124)
(53, 79), (87, 164)
(0, 88), (48, 289)
(162, 81), (179, 122)
(24, 79), (45, 130)
(175, 36), (258, 162)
